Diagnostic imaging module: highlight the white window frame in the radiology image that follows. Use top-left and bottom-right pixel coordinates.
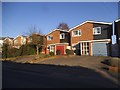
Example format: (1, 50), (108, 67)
(93, 27), (101, 35)
(60, 33), (65, 39)
(47, 35), (53, 40)
(72, 30), (81, 37)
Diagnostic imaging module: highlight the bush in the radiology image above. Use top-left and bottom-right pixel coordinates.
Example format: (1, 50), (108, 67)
(101, 59), (120, 67)
(56, 50), (61, 55)
(44, 54), (50, 58)
(7, 47), (20, 57)
(2, 43), (8, 59)
(66, 49), (70, 55)
(2, 44), (36, 58)
(49, 52), (54, 56)
(66, 49), (74, 55)
(19, 44), (36, 56)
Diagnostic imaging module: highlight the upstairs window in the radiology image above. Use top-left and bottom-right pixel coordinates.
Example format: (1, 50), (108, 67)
(60, 33), (65, 39)
(47, 35), (53, 40)
(93, 27), (101, 35)
(72, 30), (81, 36)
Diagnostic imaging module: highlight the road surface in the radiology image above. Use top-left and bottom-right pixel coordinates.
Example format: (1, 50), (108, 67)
(2, 61), (119, 88)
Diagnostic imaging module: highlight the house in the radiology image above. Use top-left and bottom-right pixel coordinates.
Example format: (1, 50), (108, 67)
(114, 19), (120, 57)
(69, 20), (112, 56)
(3, 37), (14, 46)
(46, 29), (70, 55)
(0, 37), (5, 53)
(13, 35), (28, 48)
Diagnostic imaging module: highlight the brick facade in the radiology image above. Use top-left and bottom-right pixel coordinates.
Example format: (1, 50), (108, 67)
(70, 22), (93, 45)
(47, 30), (60, 45)
(13, 36), (27, 48)
(3, 38), (14, 46)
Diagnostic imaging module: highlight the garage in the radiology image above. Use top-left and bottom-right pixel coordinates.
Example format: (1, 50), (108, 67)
(56, 45), (64, 55)
(92, 42), (108, 56)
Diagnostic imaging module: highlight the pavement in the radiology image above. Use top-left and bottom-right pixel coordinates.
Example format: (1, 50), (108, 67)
(2, 61), (119, 88)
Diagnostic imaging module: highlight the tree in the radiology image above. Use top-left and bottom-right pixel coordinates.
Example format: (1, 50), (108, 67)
(57, 22), (69, 30)
(2, 43), (8, 59)
(29, 33), (44, 56)
(25, 26), (44, 57)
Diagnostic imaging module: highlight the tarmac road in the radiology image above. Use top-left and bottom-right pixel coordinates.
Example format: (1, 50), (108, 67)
(2, 61), (119, 88)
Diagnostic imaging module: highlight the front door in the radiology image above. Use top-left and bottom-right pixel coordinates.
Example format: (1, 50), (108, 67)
(81, 42), (89, 55)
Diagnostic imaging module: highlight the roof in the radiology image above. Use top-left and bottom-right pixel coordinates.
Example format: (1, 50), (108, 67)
(69, 20), (112, 32)
(30, 33), (45, 36)
(0, 37), (6, 40)
(0, 37), (13, 40)
(46, 29), (69, 36)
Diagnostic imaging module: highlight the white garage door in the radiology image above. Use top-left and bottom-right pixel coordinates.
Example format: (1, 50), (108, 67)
(92, 42), (108, 56)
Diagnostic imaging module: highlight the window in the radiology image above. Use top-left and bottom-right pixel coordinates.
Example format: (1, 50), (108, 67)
(47, 35), (53, 40)
(72, 30), (81, 36)
(60, 33), (65, 39)
(93, 27), (101, 35)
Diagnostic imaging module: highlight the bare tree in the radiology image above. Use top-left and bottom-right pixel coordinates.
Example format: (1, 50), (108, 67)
(57, 22), (69, 30)
(25, 26), (44, 57)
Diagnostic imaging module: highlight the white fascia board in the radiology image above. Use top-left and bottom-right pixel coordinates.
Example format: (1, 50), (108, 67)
(47, 43), (69, 46)
(115, 19), (120, 22)
(69, 20), (112, 32)
(79, 39), (111, 43)
(13, 35), (21, 40)
(45, 29), (69, 36)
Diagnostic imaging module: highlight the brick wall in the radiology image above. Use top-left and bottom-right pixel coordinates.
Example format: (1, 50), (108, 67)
(4, 38), (13, 46)
(70, 22), (93, 45)
(14, 36), (22, 46)
(46, 30), (60, 44)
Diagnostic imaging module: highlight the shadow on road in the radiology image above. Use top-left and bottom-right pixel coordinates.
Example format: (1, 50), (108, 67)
(2, 61), (119, 88)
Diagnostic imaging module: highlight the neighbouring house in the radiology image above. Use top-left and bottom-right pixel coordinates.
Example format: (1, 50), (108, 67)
(3, 37), (14, 46)
(69, 20), (112, 56)
(114, 19), (120, 57)
(13, 35), (28, 48)
(46, 29), (70, 55)
(0, 37), (5, 53)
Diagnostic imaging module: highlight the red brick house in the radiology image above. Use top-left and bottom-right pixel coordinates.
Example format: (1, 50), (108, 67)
(46, 29), (70, 55)
(3, 37), (14, 46)
(69, 21), (112, 56)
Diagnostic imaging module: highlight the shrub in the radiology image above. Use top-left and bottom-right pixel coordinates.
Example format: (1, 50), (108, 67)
(101, 59), (120, 67)
(49, 52), (54, 56)
(56, 50), (61, 55)
(19, 44), (36, 56)
(2, 43), (8, 59)
(69, 50), (74, 55)
(66, 49), (74, 55)
(66, 49), (70, 55)
(7, 47), (20, 57)
(44, 54), (50, 58)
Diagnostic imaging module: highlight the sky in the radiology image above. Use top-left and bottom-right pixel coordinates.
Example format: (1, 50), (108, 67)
(2, 2), (118, 41)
